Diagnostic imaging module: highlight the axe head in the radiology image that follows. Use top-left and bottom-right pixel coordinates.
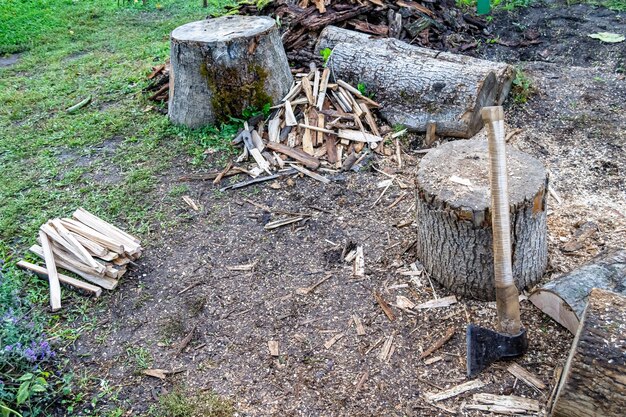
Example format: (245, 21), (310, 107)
(466, 324), (528, 378)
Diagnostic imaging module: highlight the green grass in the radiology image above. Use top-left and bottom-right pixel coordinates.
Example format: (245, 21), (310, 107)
(152, 387), (234, 417)
(0, 0), (237, 415)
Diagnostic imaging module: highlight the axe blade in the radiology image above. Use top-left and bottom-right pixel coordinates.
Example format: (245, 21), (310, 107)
(466, 324), (528, 378)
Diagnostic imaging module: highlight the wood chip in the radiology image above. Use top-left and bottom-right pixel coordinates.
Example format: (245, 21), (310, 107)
(337, 129), (383, 143)
(426, 379), (486, 402)
(419, 327), (455, 360)
(296, 273), (333, 295)
(374, 291), (396, 321)
(353, 245), (365, 277)
(415, 295), (457, 309)
(226, 261), (257, 272)
(284, 100), (297, 126)
(290, 163), (330, 184)
(424, 356), (443, 365)
(395, 295), (416, 310)
(324, 332), (345, 349)
(352, 314), (366, 336)
(507, 363), (547, 390)
(264, 216), (304, 230)
(467, 393), (540, 414)
(182, 195), (199, 211)
(268, 340), (279, 356)
(379, 335), (394, 361)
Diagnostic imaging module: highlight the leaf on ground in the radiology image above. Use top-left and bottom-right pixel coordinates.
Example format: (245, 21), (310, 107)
(587, 32), (625, 43)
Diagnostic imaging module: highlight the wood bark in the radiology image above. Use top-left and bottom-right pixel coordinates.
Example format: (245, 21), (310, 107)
(316, 26), (514, 105)
(316, 26), (514, 138)
(551, 288), (626, 417)
(415, 139), (548, 300)
(168, 16), (293, 128)
(530, 249), (626, 334)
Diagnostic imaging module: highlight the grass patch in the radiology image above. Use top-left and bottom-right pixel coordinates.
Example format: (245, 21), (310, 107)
(153, 387), (235, 417)
(511, 67), (535, 104)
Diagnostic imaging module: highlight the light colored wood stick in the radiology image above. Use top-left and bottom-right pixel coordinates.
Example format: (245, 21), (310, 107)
(302, 114), (314, 155)
(290, 163), (330, 184)
(284, 100), (298, 126)
(75, 207), (140, 244)
(50, 219), (101, 270)
(470, 393), (540, 413)
(352, 314), (366, 336)
(324, 332), (344, 349)
(40, 223), (105, 274)
(336, 80), (380, 107)
(282, 81), (302, 102)
(69, 232), (107, 257)
(17, 260), (102, 297)
(298, 123), (335, 135)
(338, 129), (383, 143)
(302, 77), (315, 105)
(313, 70), (320, 101)
(39, 231), (62, 311)
(419, 327), (455, 360)
(426, 380), (485, 402)
(341, 87), (363, 117)
(316, 68), (330, 110)
(251, 129), (265, 152)
(60, 218), (125, 254)
(507, 363), (547, 390)
(46, 241), (105, 277)
(268, 117), (281, 143)
(415, 295), (457, 309)
(425, 121), (437, 146)
(30, 245), (118, 290)
(359, 102), (380, 136)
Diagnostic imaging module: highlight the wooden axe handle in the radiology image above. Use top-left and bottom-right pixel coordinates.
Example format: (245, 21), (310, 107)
(482, 106), (522, 335)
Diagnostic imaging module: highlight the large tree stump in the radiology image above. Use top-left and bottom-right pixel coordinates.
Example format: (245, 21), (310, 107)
(168, 16), (293, 128)
(551, 288), (626, 417)
(415, 139), (548, 300)
(316, 26), (514, 138)
(530, 249), (626, 334)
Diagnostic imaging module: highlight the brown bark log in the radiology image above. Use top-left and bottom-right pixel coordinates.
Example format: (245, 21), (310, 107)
(530, 249), (626, 334)
(551, 288), (626, 417)
(415, 139), (548, 300)
(168, 16), (293, 128)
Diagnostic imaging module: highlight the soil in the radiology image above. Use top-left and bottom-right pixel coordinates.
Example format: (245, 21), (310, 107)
(64, 1), (624, 416)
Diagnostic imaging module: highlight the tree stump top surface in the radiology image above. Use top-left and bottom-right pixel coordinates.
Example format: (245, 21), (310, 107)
(418, 139), (546, 211)
(171, 16), (276, 44)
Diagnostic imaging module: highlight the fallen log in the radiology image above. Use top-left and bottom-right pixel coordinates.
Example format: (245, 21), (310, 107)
(168, 16), (293, 127)
(415, 139), (548, 300)
(316, 26), (513, 137)
(551, 288), (626, 417)
(529, 249), (626, 334)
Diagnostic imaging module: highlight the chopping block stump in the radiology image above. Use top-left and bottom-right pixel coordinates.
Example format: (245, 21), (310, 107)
(168, 15), (293, 128)
(415, 139), (548, 300)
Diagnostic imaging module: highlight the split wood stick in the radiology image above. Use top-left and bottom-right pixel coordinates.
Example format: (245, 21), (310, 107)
(302, 77), (315, 105)
(69, 231), (107, 257)
(46, 241), (106, 278)
(341, 88), (363, 117)
(353, 245), (365, 277)
(60, 218), (125, 254)
(313, 70), (320, 100)
(471, 393), (540, 413)
(374, 291), (396, 321)
(336, 80), (380, 107)
(251, 129), (265, 152)
(352, 314), (366, 336)
(30, 245), (118, 290)
(326, 135), (338, 164)
(332, 90), (352, 113)
(50, 219), (101, 270)
(266, 142), (320, 170)
(281, 81), (302, 102)
(415, 295), (457, 309)
(317, 114), (325, 145)
(316, 68), (330, 110)
(213, 161), (233, 185)
(298, 123), (335, 135)
(268, 117), (281, 143)
(39, 231), (62, 311)
(75, 207), (140, 245)
(290, 164), (330, 184)
(419, 327), (455, 360)
(112, 255), (131, 266)
(507, 363), (546, 390)
(17, 261), (102, 297)
(379, 335), (394, 362)
(296, 273), (333, 295)
(284, 100), (297, 126)
(324, 332), (344, 349)
(264, 216), (304, 230)
(220, 169), (297, 192)
(426, 380), (485, 402)
(425, 121), (437, 146)
(72, 212), (140, 255)
(359, 102), (380, 136)
(41, 223), (105, 274)
(302, 114), (314, 155)
(97, 251), (119, 262)
(338, 129), (383, 143)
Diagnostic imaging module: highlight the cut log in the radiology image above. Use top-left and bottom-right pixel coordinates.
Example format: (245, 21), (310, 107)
(415, 139), (548, 300)
(551, 288), (626, 417)
(317, 26), (514, 105)
(168, 16), (293, 128)
(316, 26), (513, 138)
(529, 249), (626, 334)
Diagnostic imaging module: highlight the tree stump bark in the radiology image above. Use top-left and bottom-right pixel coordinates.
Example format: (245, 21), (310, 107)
(529, 249), (626, 334)
(316, 26), (514, 138)
(415, 139), (548, 300)
(168, 16), (293, 128)
(551, 288), (626, 417)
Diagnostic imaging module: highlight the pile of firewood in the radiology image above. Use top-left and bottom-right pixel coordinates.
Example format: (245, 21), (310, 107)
(232, 0), (489, 66)
(18, 208), (142, 309)
(145, 61), (170, 102)
(214, 65), (404, 190)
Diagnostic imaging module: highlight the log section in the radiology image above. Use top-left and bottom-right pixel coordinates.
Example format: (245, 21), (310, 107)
(551, 288), (626, 417)
(168, 16), (293, 128)
(415, 139), (548, 300)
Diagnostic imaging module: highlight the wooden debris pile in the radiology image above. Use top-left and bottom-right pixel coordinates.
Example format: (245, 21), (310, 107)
(18, 208), (142, 309)
(219, 67), (404, 189)
(146, 60), (170, 102)
(231, 0), (494, 66)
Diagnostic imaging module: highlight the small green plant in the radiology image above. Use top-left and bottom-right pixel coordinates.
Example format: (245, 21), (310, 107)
(320, 47), (332, 67)
(125, 345), (153, 370)
(154, 387), (235, 417)
(511, 67), (534, 104)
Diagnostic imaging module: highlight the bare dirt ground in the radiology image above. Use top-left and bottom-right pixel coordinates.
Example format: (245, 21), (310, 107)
(66, 2), (625, 416)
